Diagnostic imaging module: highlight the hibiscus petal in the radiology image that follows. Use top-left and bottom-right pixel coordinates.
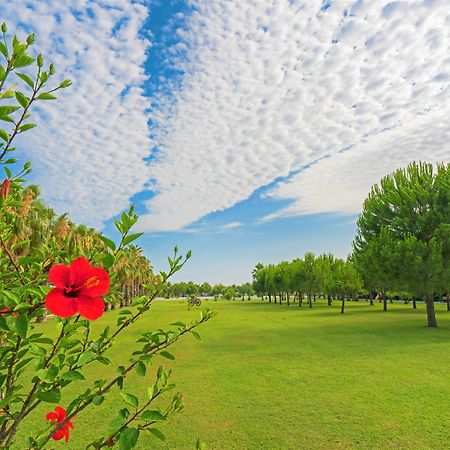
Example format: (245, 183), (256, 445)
(62, 427), (70, 442)
(46, 412), (58, 422)
(79, 267), (110, 296)
(55, 406), (66, 424)
(52, 429), (65, 441)
(77, 295), (105, 321)
(48, 264), (70, 289)
(45, 289), (78, 318)
(69, 257), (92, 286)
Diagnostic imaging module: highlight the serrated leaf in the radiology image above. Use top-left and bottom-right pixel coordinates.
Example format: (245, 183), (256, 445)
(8, 314), (28, 338)
(123, 233), (143, 247)
(0, 105), (20, 115)
(135, 361), (146, 377)
(15, 91), (29, 108)
(0, 129), (9, 142)
(36, 389), (61, 403)
(0, 115), (14, 123)
(13, 54), (35, 68)
(78, 351), (96, 366)
(0, 42), (7, 59)
(140, 410), (165, 421)
(37, 92), (56, 100)
(120, 393), (138, 407)
(18, 123), (36, 132)
(99, 235), (116, 251)
(61, 370), (85, 381)
(15, 72), (34, 88)
(102, 253), (114, 270)
(159, 351), (175, 360)
(119, 427), (139, 450)
(148, 428), (166, 441)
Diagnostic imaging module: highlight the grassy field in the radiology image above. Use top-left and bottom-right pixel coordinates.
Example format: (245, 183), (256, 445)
(15, 299), (450, 449)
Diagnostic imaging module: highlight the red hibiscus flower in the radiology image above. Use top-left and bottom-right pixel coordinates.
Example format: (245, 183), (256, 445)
(46, 406), (74, 442)
(45, 257), (110, 320)
(0, 179), (10, 199)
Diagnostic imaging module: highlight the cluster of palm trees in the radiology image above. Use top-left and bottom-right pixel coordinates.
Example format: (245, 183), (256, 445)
(252, 252), (363, 313)
(0, 184), (156, 312)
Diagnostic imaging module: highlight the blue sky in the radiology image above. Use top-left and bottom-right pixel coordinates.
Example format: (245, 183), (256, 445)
(1, 0), (449, 284)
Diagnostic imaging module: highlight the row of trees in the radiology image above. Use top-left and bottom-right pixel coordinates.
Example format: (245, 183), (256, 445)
(252, 254), (362, 313)
(252, 162), (449, 327)
(163, 281), (255, 300)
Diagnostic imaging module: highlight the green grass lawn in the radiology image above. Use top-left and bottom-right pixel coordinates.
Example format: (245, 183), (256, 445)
(15, 299), (450, 449)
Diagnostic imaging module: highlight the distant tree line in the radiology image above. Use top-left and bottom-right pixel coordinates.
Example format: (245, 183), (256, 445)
(162, 281), (254, 301)
(253, 162), (449, 328)
(252, 254), (362, 313)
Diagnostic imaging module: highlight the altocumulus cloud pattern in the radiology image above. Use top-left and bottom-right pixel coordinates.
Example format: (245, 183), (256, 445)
(1, 1), (449, 231)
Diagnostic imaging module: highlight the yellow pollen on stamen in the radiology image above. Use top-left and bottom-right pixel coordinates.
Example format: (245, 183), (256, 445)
(84, 276), (100, 289)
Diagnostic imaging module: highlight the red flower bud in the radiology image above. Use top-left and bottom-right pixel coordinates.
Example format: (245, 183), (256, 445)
(0, 179), (10, 199)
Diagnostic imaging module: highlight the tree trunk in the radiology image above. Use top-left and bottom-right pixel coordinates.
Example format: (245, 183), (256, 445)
(327, 295), (332, 306)
(383, 292), (387, 311)
(425, 295), (438, 328)
(299, 294), (302, 307)
(341, 298), (345, 314)
(446, 292), (449, 311)
(308, 294), (312, 308)
(287, 293), (290, 306)
(413, 298), (417, 309)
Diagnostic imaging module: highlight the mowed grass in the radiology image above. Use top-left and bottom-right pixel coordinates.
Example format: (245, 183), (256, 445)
(15, 299), (450, 450)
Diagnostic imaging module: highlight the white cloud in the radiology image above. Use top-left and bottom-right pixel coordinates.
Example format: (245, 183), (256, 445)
(2, 1), (449, 232)
(219, 221), (243, 231)
(139, 0), (450, 231)
(263, 109), (450, 220)
(0, 0), (151, 228)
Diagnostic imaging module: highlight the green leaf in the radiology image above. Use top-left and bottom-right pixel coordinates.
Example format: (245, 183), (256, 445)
(18, 123), (36, 132)
(61, 370), (85, 381)
(0, 42), (8, 59)
(135, 361), (146, 377)
(92, 395), (104, 406)
(37, 389), (61, 403)
(102, 253), (115, 270)
(15, 91), (29, 108)
(7, 314), (28, 338)
(109, 415), (126, 433)
(123, 233), (143, 247)
(0, 105), (20, 115)
(140, 410), (165, 421)
(99, 235), (116, 251)
(119, 427), (139, 450)
(13, 54), (35, 68)
(15, 72), (34, 88)
(148, 428), (166, 441)
(37, 92), (56, 100)
(120, 393), (138, 408)
(78, 351), (96, 366)
(0, 129), (9, 142)
(159, 351), (175, 360)
(36, 364), (59, 383)
(0, 115), (14, 123)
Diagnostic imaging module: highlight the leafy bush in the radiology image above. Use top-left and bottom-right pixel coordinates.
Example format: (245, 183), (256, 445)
(0, 23), (213, 449)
